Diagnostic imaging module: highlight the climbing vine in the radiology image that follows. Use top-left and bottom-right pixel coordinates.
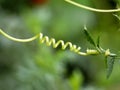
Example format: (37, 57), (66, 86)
(0, 0), (120, 78)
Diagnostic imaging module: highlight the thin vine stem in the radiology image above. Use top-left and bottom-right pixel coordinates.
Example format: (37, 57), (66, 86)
(65, 0), (120, 12)
(0, 29), (39, 42)
(0, 29), (99, 56)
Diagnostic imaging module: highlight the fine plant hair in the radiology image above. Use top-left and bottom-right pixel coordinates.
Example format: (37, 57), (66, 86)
(0, 0), (120, 78)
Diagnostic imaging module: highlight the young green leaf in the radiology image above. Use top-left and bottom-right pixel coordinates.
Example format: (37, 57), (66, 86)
(106, 57), (115, 79)
(84, 26), (96, 47)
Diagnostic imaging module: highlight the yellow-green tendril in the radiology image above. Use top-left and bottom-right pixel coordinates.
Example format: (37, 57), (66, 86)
(0, 29), (39, 42)
(0, 29), (100, 56)
(65, 0), (120, 12)
(39, 33), (89, 55)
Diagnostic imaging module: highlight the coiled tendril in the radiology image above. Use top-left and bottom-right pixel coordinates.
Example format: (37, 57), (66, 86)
(1, 28), (119, 78)
(0, 29), (99, 56)
(39, 33), (88, 55)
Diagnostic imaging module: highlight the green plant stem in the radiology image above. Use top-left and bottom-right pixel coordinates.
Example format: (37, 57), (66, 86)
(65, 0), (120, 12)
(0, 29), (39, 42)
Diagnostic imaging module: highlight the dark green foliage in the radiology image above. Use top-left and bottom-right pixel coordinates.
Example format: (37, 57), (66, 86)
(0, 0), (29, 13)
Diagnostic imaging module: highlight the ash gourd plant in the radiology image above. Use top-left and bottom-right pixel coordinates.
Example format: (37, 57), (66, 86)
(0, 0), (120, 78)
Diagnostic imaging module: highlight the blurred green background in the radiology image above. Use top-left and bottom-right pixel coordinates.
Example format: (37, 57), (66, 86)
(0, 0), (120, 90)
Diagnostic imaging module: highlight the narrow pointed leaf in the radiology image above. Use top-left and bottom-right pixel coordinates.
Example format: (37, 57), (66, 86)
(96, 35), (100, 48)
(84, 27), (96, 47)
(106, 57), (115, 79)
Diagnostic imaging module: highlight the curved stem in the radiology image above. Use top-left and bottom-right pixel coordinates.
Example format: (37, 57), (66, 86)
(65, 0), (120, 12)
(0, 29), (39, 42)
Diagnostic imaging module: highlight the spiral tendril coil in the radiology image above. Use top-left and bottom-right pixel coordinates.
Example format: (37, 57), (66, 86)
(39, 33), (82, 53)
(0, 29), (100, 56)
